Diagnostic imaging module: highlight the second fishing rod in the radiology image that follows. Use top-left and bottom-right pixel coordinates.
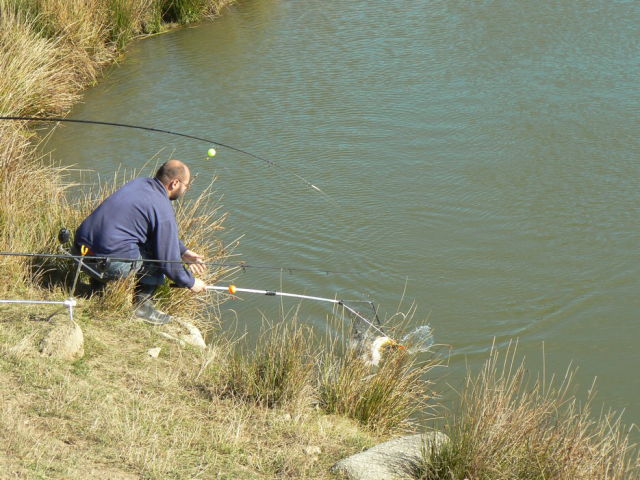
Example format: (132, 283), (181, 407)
(1, 116), (327, 197)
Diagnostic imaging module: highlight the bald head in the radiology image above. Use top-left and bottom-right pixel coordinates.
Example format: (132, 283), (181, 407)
(155, 160), (191, 201)
(155, 160), (189, 186)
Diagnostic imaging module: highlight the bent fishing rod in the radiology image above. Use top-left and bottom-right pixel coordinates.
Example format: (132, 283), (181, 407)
(0, 116), (325, 195)
(204, 283), (388, 338)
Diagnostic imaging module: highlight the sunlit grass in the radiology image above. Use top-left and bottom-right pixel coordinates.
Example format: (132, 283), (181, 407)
(408, 342), (640, 480)
(0, 303), (382, 478)
(209, 317), (318, 410)
(318, 344), (436, 435)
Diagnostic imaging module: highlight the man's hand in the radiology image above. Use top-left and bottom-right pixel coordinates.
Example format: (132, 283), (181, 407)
(190, 278), (207, 293)
(182, 249), (206, 275)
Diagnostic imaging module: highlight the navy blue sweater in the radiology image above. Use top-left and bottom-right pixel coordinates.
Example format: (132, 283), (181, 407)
(75, 177), (195, 288)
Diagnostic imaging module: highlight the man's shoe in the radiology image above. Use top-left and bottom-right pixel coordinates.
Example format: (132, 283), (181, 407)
(134, 299), (172, 325)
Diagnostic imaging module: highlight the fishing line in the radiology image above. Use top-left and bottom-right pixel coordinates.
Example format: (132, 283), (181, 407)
(0, 116), (327, 196)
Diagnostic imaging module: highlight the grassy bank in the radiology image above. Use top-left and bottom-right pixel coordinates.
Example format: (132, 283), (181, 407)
(1, 306), (436, 478)
(0, 0), (237, 299)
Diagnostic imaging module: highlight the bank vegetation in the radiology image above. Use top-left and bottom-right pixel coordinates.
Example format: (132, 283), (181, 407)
(0, 0), (639, 478)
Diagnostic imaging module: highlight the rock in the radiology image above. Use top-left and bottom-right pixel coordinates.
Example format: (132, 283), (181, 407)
(147, 347), (161, 358)
(331, 432), (449, 480)
(175, 319), (206, 348)
(39, 319), (84, 361)
(158, 319), (206, 349)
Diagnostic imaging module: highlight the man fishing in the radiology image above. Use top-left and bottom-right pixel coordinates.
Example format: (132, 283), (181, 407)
(74, 159), (207, 325)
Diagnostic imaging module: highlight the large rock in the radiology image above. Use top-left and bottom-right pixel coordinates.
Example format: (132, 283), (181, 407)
(331, 432), (448, 480)
(39, 319), (84, 361)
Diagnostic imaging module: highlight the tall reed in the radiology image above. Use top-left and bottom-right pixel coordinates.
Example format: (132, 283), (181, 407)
(196, 315), (439, 436)
(210, 318), (318, 410)
(0, 0), (82, 116)
(411, 343), (640, 480)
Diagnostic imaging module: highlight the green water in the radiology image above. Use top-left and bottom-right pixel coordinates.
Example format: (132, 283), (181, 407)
(43, 0), (639, 426)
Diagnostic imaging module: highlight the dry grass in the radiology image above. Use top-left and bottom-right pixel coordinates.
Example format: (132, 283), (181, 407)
(0, 0), (82, 116)
(0, 306), (379, 479)
(0, 302), (440, 477)
(411, 342), (640, 480)
(0, 128), (71, 294)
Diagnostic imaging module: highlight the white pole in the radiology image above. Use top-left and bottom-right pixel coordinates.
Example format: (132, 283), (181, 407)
(0, 298), (77, 322)
(206, 285), (388, 337)
(205, 285), (341, 304)
(0, 299), (76, 306)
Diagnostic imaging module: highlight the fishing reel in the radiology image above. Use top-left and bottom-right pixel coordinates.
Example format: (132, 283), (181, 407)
(58, 228), (71, 245)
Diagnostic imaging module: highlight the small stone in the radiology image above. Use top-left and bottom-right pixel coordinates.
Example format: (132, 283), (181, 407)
(304, 445), (321, 456)
(175, 319), (206, 348)
(159, 319), (206, 349)
(147, 347), (161, 358)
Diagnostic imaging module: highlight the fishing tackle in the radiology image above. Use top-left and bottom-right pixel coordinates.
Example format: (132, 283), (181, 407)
(0, 116), (326, 196)
(0, 298), (77, 322)
(206, 283), (388, 339)
(0, 250), (385, 330)
(0, 250), (411, 350)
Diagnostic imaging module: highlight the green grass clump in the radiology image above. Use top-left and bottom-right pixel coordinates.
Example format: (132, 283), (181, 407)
(319, 345), (436, 435)
(410, 343), (640, 480)
(160, 0), (210, 24)
(195, 316), (439, 435)
(213, 319), (318, 409)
